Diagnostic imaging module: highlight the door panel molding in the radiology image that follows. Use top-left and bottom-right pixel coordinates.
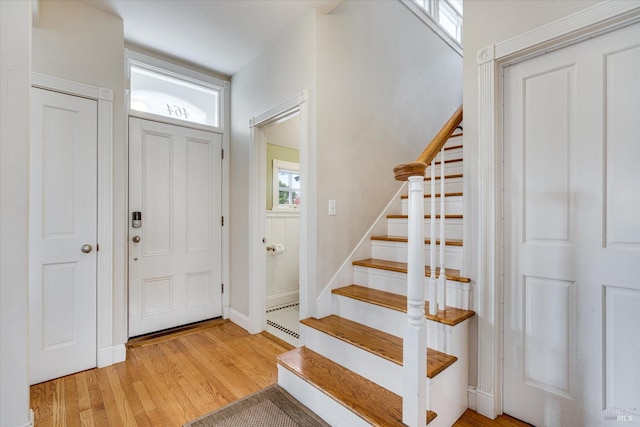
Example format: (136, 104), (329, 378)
(473, 1), (640, 419)
(31, 73), (118, 368)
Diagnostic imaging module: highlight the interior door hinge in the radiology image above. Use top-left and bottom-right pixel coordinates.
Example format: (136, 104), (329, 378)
(221, 148), (224, 159)
(221, 283), (224, 294)
(96, 243), (99, 252)
(221, 216), (224, 226)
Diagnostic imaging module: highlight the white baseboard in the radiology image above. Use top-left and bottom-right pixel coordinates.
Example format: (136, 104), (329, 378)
(229, 308), (253, 333)
(97, 344), (127, 368)
(471, 387), (496, 419)
(267, 291), (299, 309)
(467, 386), (478, 411)
(223, 305), (230, 319)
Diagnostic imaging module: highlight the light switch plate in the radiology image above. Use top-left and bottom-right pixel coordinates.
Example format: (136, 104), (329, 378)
(328, 199), (336, 216)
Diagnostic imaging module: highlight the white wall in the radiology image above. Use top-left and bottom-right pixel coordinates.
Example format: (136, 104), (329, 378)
(229, 1), (463, 325)
(32, 1), (128, 346)
(0, 1), (31, 426)
(230, 11), (317, 316)
(462, 0), (604, 390)
(315, 0), (462, 291)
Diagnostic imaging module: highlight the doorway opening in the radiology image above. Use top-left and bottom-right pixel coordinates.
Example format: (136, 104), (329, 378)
(249, 90), (311, 343)
(263, 114), (301, 346)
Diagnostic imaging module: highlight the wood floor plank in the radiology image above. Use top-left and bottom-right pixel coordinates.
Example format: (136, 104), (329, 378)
(453, 409), (533, 427)
(353, 257), (471, 283)
(30, 319), (527, 427)
(277, 346), (437, 426)
(332, 284), (476, 326)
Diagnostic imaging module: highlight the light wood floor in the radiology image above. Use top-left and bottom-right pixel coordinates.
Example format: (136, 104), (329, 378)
(30, 320), (529, 426)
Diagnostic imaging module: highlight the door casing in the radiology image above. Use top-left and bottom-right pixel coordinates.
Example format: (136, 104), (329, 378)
(30, 73), (119, 367)
(472, 2), (640, 419)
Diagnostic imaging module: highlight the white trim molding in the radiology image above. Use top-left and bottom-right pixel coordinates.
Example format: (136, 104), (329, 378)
(475, 0), (640, 419)
(31, 73), (118, 368)
(400, 0), (463, 57)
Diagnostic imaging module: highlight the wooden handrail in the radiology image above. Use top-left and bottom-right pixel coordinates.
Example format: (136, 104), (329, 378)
(393, 105), (463, 181)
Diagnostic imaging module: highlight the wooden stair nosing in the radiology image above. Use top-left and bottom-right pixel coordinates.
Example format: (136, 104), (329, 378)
(400, 191), (463, 200)
(332, 284), (476, 327)
(425, 172), (463, 181)
(277, 347), (437, 426)
(371, 235), (463, 247)
(386, 214), (463, 219)
(444, 143), (462, 151)
(433, 157), (462, 166)
(352, 258), (470, 283)
(301, 315), (457, 378)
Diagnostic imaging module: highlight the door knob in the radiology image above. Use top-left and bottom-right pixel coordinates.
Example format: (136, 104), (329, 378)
(132, 235), (141, 243)
(81, 244), (93, 253)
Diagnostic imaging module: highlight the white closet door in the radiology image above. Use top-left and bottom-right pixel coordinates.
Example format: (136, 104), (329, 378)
(29, 88), (98, 384)
(503, 22), (640, 426)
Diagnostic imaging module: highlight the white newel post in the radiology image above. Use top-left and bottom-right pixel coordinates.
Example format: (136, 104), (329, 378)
(403, 175), (427, 427)
(438, 147), (447, 310)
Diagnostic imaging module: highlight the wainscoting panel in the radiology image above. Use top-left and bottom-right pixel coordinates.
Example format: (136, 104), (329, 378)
(266, 212), (299, 309)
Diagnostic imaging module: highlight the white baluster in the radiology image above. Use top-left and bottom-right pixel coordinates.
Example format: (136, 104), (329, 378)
(439, 146), (447, 310)
(403, 175), (427, 427)
(428, 160), (438, 316)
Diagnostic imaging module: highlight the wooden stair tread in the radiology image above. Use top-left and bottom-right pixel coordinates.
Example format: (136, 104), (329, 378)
(332, 284), (476, 326)
(301, 315), (457, 378)
(371, 235), (463, 247)
(386, 214), (463, 219)
(353, 258), (470, 283)
(401, 191), (463, 199)
(425, 172), (463, 181)
(449, 132), (463, 138)
(444, 143), (462, 150)
(277, 347), (437, 426)
(433, 157), (462, 166)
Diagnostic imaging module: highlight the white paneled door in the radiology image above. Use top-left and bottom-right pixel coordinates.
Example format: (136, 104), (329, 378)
(503, 23), (640, 425)
(29, 88), (98, 385)
(128, 118), (222, 337)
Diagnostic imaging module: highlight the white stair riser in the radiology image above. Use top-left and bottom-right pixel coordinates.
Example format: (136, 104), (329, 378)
(387, 218), (463, 240)
(425, 161), (462, 176)
(278, 366), (371, 427)
(428, 351), (469, 427)
(434, 146), (463, 161)
(371, 240), (463, 270)
(423, 176), (463, 193)
(353, 266), (470, 310)
(302, 324), (403, 395)
(401, 196), (463, 215)
(445, 135), (463, 147)
(333, 294), (470, 358)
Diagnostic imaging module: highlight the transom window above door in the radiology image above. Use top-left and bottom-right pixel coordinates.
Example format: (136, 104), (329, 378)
(127, 51), (226, 129)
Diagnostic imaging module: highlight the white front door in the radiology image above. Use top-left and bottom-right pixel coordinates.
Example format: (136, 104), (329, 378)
(128, 118), (223, 337)
(29, 88), (98, 384)
(503, 23), (640, 425)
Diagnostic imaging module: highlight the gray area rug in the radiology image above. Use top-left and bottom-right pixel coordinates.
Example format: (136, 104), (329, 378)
(184, 384), (330, 427)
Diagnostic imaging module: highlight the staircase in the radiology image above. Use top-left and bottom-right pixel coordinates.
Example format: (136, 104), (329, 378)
(277, 109), (473, 426)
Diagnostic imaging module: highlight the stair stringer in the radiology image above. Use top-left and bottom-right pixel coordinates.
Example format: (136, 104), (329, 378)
(315, 182), (407, 319)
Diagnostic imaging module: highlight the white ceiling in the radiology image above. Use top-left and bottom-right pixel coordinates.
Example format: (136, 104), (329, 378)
(81, 0), (337, 77)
